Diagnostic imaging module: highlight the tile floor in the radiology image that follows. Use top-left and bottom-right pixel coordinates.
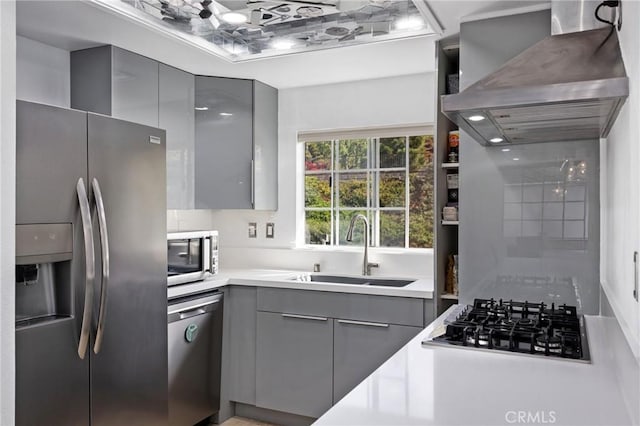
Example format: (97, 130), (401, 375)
(219, 416), (278, 426)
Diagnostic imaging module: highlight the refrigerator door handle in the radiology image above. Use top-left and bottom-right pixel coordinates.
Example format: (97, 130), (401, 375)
(77, 178), (95, 360)
(92, 178), (110, 354)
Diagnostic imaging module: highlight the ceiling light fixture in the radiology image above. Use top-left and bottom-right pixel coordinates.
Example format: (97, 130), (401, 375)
(221, 12), (247, 24)
(219, 112), (233, 116)
(195, 106), (209, 111)
(271, 39), (295, 50)
(489, 137), (504, 143)
(501, 148), (511, 152)
(394, 16), (424, 31)
(513, 157), (520, 161)
(468, 115), (485, 122)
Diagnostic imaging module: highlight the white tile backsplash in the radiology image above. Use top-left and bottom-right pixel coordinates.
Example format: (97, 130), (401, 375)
(167, 209), (214, 232)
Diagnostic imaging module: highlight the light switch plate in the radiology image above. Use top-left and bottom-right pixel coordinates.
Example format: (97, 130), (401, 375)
(248, 222), (257, 238)
(266, 222), (275, 239)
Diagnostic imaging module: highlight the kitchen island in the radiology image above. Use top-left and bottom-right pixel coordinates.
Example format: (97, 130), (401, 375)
(313, 305), (638, 426)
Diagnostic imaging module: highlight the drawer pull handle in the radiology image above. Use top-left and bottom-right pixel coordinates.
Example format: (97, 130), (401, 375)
(281, 313), (328, 321)
(338, 319), (389, 328)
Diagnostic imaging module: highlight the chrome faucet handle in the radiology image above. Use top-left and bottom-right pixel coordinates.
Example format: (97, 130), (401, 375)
(366, 263), (379, 276)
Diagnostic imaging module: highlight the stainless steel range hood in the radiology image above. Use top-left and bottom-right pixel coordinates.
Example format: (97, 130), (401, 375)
(442, 3), (628, 146)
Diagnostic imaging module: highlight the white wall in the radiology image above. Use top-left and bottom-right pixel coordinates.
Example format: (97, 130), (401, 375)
(210, 73), (436, 278)
(0, 1), (16, 424)
(601, 0), (640, 361)
(16, 36), (70, 108)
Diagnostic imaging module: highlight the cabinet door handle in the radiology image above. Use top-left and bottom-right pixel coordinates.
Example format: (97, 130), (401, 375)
(250, 159), (255, 208)
(634, 251), (638, 302)
(281, 313), (328, 322)
(338, 319), (389, 328)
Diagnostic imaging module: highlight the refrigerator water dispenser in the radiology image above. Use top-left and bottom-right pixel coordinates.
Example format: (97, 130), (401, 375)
(15, 223), (73, 327)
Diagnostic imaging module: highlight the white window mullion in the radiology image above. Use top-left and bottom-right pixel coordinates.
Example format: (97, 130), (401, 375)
(334, 139), (340, 247)
(373, 137), (380, 247)
(329, 140), (337, 246)
(405, 135), (410, 249)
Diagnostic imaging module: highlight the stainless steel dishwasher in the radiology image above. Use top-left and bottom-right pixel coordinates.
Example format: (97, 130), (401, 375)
(168, 290), (223, 426)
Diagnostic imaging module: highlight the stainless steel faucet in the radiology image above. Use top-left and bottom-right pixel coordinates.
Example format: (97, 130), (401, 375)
(345, 214), (379, 276)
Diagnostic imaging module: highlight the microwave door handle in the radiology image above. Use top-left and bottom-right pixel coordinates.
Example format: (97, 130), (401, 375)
(92, 178), (110, 354)
(206, 235), (216, 273)
(76, 178), (95, 360)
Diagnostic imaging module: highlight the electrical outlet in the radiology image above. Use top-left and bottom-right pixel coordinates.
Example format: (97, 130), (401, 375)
(266, 222), (275, 239)
(248, 222), (257, 238)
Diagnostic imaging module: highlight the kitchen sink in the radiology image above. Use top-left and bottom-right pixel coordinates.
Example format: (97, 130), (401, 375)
(292, 274), (415, 287)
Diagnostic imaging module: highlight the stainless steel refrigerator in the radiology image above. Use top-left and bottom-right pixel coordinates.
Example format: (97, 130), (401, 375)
(15, 100), (168, 425)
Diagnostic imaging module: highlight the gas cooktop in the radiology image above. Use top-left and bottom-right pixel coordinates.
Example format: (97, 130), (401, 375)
(424, 298), (590, 363)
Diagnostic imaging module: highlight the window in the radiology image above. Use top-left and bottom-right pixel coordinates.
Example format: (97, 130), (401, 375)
(302, 128), (434, 249)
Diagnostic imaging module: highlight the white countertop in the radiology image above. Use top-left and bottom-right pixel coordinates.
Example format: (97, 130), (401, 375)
(167, 269), (434, 299)
(314, 305), (636, 426)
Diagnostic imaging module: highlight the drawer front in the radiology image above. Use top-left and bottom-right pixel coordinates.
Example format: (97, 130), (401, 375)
(257, 288), (424, 327)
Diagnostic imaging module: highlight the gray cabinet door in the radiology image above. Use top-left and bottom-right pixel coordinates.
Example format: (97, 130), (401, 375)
(71, 46), (159, 128)
(111, 48), (159, 127)
(256, 311), (333, 418)
(225, 286), (257, 405)
(195, 76), (253, 209)
(252, 80), (278, 210)
(333, 320), (421, 403)
(160, 64), (195, 209)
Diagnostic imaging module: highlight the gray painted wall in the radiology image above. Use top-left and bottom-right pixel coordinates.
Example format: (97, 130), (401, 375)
(459, 10), (601, 314)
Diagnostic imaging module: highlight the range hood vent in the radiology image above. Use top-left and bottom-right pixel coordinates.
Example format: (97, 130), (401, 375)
(442, 27), (628, 146)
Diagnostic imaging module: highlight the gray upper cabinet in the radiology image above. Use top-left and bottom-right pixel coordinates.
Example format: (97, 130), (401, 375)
(72, 46), (278, 211)
(195, 76), (278, 210)
(159, 64), (195, 209)
(71, 46), (159, 128)
(255, 311), (333, 418)
(111, 49), (159, 127)
(332, 320), (421, 403)
(252, 81), (278, 210)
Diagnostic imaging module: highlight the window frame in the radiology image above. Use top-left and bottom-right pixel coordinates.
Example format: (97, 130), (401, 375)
(299, 125), (434, 250)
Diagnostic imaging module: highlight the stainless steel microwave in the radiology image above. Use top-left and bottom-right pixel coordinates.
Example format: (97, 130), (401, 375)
(167, 231), (218, 286)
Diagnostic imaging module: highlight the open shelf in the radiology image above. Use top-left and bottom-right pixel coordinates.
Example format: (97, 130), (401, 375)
(441, 162), (459, 169)
(440, 293), (459, 300)
(434, 34), (461, 317)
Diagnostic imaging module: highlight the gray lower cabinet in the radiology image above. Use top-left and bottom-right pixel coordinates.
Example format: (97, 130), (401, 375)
(255, 311), (333, 418)
(221, 287), (430, 422)
(332, 320), (422, 403)
(225, 287), (257, 405)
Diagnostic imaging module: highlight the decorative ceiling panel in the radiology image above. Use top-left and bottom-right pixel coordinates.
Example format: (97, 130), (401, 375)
(103, 0), (437, 61)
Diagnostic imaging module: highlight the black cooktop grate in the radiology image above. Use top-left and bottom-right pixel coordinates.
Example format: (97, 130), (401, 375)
(432, 298), (589, 360)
